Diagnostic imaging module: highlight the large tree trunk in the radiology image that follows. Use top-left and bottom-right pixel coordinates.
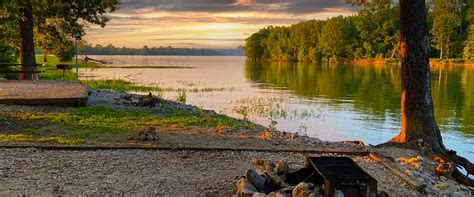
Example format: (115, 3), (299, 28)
(390, 0), (474, 186)
(390, 0), (444, 151)
(19, 0), (37, 80)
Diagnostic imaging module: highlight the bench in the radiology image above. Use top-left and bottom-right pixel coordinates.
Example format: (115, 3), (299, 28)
(0, 64), (44, 80)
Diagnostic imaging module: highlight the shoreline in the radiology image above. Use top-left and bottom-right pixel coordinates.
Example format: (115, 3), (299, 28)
(0, 89), (472, 195)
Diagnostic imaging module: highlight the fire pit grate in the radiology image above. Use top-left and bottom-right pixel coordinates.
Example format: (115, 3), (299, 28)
(307, 156), (378, 197)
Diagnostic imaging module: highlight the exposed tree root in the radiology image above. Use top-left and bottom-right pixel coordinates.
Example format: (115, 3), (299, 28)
(377, 141), (474, 187)
(427, 147), (474, 187)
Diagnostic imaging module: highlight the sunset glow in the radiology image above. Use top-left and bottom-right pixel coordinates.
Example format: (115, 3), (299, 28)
(85, 0), (360, 48)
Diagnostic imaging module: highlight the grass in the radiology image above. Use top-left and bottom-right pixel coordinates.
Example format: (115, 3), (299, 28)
(0, 134), (83, 144)
(82, 79), (164, 93)
(92, 65), (195, 69)
(33, 55), (97, 81)
(82, 79), (236, 93)
(0, 106), (259, 143)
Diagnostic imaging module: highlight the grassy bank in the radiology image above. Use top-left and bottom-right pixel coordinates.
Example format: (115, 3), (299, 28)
(0, 105), (260, 144)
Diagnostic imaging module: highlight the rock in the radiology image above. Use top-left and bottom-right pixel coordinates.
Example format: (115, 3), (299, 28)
(275, 160), (288, 175)
(440, 176), (447, 182)
(120, 94), (132, 101)
(139, 92), (158, 107)
(278, 186), (294, 193)
(236, 178), (258, 195)
(333, 190), (344, 197)
(131, 99), (140, 105)
(309, 193), (318, 197)
(309, 186), (320, 197)
(268, 192), (291, 197)
(253, 192), (268, 197)
(452, 192), (464, 197)
(252, 157), (265, 166)
(417, 138), (424, 144)
(246, 169), (280, 194)
(434, 182), (450, 190)
(377, 190), (389, 197)
(138, 126), (158, 141)
(292, 182), (311, 197)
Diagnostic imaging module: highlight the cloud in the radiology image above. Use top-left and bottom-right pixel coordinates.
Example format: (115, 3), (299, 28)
(85, 0), (361, 48)
(118, 0), (359, 15)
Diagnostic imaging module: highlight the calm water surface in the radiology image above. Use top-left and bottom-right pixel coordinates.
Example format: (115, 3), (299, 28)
(82, 56), (474, 161)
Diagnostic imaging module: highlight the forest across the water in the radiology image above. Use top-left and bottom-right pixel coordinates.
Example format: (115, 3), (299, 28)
(76, 45), (244, 56)
(245, 0), (474, 63)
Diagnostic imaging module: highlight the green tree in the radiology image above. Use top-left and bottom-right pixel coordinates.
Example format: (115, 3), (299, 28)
(0, 2), (19, 64)
(318, 16), (355, 62)
(431, 0), (460, 59)
(0, 0), (120, 79)
(464, 25), (474, 59)
(355, 0), (399, 59)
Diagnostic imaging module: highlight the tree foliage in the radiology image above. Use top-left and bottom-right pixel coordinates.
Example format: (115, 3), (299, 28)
(246, 0), (474, 62)
(0, 2), (19, 63)
(0, 0), (120, 63)
(431, 0), (461, 59)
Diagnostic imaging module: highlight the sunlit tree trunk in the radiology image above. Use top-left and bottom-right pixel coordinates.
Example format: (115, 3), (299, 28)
(19, 0), (37, 80)
(389, 0), (445, 152)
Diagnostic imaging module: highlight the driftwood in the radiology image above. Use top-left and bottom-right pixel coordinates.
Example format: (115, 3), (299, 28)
(83, 56), (111, 64)
(0, 143), (369, 155)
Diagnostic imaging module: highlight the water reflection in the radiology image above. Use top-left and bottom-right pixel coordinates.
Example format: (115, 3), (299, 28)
(81, 56), (473, 161)
(245, 60), (474, 160)
(245, 60), (474, 137)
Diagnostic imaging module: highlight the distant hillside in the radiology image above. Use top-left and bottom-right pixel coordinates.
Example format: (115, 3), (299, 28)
(81, 44), (244, 56)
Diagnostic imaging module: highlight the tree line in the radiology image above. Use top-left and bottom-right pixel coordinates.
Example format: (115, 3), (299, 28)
(245, 0), (474, 62)
(79, 44), (244, 56)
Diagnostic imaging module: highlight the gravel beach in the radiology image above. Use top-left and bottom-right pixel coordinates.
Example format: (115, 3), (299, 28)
(0, 148), (419, 196)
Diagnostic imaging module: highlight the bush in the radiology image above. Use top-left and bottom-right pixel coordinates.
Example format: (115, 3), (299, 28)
(56, 45), (75, 62)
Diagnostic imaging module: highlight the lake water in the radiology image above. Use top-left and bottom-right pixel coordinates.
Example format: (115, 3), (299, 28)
(81, 55), (474, 161)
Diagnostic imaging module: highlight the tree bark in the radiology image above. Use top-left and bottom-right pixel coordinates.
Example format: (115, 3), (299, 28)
(19, 0), (37, 80)
(390, 0), (445, 152)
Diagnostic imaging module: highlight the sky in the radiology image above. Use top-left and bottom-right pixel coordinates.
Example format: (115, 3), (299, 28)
(85, 0), (361, 49)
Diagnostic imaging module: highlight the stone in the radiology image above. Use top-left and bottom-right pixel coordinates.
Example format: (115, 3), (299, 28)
(275, 160), (288, 175)
(246, 169), (280, 194)
(434, 182), (450, 190)
(268, 192), (291, 197)
(236, 178), (258, 195)
(292, 182), (311, 197)
(138, 126), (158, 141)
(452, 192), (464, 197)
(333, 190), (344, 197)
(139, 93), (158, 107)
(279, 186), (295, 193)
(377, 190), (389, 197)
(308, 193), (318, 197)
(440, 176), (447, 182)
(252, 192), (268, 197)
